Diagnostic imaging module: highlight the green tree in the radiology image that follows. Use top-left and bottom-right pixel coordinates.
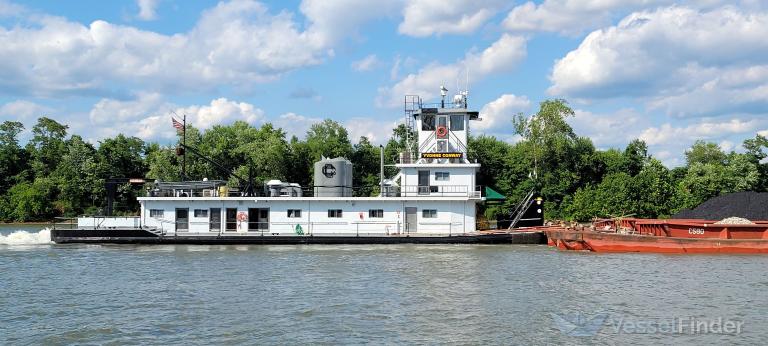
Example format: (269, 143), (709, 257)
(512, 99), (600, 218)
(0, 121), (28, 191)
(146, 143), (180, 181)
(677, 152), (759, 209)
(233, 124), (291, 184)
(567, 173), (635, 221)
(631, 159), (676, 218)
(26, 117), (68, 178)
(5, 178), (57, 221)
(685, 140), (727, 166)
(623, 139), (649, 176)
(743, 134), (768, 191)
(53, 135), (101, 216)
(351, 136), (381, 196)
(97, 134), (148, 179)
(305, 119), (353, 161)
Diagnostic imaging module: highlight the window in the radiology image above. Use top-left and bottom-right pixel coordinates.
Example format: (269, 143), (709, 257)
(287, 209), (302, 218)
(437, 116), (447, 128)
(422, 114), (435, 131)
(450, 115), (464, 131)
(422, 209), (437, 218)
(369, 209), (383, 218)
(328, 209), (343, 218)
(149, 209), (163, 218)
(435, 172), (450, 181)
(194, 209), (208, 218)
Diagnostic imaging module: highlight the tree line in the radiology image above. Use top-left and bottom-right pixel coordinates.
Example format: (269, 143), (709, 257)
(1, 100), (766, 222)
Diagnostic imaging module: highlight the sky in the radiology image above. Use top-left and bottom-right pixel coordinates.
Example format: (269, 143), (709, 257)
(0, 0), (767, 167)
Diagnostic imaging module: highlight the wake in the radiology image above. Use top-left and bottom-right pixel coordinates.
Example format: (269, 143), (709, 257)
(0, 228), (53, 245)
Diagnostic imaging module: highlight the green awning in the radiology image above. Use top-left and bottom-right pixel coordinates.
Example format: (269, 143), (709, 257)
(484, 187), (506, 200)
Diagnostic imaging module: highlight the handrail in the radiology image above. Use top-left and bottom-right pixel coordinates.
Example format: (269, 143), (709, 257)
(449, 130), (468, 153)
(418, 131), (435, 153)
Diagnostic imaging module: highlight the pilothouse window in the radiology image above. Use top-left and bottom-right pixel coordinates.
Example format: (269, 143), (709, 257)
(422, 114), (435, 131)
(450, 115), (464, 131)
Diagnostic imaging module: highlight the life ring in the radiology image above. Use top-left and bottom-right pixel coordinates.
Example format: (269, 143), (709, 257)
(236, 212), (248, 222)
(436, 126), (448, 137)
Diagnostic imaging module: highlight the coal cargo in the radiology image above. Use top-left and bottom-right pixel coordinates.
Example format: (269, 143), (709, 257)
(673, 191), (768, 220)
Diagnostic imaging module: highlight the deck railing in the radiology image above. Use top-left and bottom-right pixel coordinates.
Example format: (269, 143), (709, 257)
(52, 216), (142, 230)
(144, 184), (483, 199)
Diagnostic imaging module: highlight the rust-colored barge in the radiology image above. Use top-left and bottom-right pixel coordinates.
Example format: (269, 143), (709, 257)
(545, 218), (768, 254)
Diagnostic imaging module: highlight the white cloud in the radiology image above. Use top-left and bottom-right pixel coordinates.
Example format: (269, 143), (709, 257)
(351, 54), (380, 72)
(273, 112), (321, 139)
(638, 119), (759, 146)
(548, 6), (768, 117)
(0, 100), (52, 121)
(568, 108), (648, 149)
(377, 34), (527, 107)
(344, 117), (399, 144)
(177, 98), (264, 130)
(647, 64), (768, 117)
(89, 93), (167, 125)
(300, 0), (399, 47)
(0, 0), (399, 98)
(503, 0), (672, 35)
(273, 112), (397, 144)
(399, 0), (505, 37)
(84, 95), (265, 142)
(636, 117), (767, 166)
(137, 0), (159, 21)
(476, 94), (530, 132)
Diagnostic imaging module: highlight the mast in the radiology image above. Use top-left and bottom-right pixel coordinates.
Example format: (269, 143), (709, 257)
(182, 113), (186, 181)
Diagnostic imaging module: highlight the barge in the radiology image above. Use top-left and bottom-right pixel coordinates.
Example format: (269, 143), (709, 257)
(51, 88), (546, 245)
(545, 218), (768, 254)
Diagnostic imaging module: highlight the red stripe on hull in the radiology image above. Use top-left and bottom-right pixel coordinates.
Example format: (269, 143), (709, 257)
(546, 230), (768, 254)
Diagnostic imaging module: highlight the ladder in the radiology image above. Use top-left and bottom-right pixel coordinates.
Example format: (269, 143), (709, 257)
(404, 95), (420, 159)
(508, 189), (535, 230)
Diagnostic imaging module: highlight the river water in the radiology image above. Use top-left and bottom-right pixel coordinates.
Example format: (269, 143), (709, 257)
(2, 224), (767, 345)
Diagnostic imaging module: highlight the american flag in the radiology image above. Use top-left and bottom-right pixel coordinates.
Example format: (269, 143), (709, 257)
(172, 117), (184, 132)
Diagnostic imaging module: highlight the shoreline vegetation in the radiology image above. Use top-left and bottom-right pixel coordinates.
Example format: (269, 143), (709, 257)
(1, 99), (767, 223)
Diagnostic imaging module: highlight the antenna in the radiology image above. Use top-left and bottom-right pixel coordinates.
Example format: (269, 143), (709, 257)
(465, 63), (470, 108)
(440, 85), (447, 108)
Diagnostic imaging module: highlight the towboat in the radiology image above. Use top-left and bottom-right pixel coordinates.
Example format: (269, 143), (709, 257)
(545, 218), (768, 254)
(51, 88), (546, 245)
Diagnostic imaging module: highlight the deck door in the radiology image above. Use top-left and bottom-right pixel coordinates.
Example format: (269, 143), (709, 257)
(405, 207), (417, 233)
(248, 208), (269, 232)
(225, 208), (237, 231)
(209, 208), (221, 231)
(418, 170), (430, 195)
(175, 208), (189, 232)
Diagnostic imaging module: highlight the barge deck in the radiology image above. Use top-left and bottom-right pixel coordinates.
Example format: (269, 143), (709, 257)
(51, 227), (547, 245)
